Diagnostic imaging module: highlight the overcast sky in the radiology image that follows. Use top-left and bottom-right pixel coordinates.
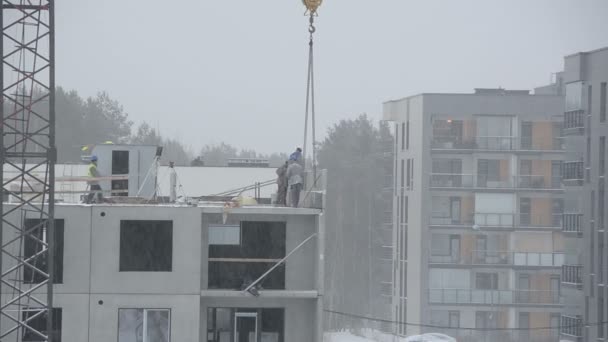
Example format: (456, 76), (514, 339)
(57, 0), (608, 154)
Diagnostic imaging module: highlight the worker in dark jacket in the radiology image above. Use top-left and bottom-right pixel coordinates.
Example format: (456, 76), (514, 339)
(86, 155), (103, 203)
(276, 161), (289, 206)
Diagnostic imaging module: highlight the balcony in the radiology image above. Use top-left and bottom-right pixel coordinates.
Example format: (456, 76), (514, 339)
(560, 315), (583, 339)
(428, 288), (562, 306)
(562, 161), (584, 186)
(563, 110), (585, 135)
(429, 250), (564, 267)
(561, 265), (583, 287)
(430, 173), (562, 190)
(430, 213), (562, 230)
(431, 136), (564, 152)
(562, 213), (583, 234)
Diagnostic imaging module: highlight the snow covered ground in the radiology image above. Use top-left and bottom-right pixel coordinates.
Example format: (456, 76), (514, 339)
(325, 330), (456, 342)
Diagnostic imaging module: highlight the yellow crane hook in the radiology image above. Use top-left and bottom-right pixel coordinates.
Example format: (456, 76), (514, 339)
(302, 0), (323, 15)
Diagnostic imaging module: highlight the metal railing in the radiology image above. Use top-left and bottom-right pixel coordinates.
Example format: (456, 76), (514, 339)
(430, 215), (473, 226)
(519, 213), (563, 228)
(561, 265), (583, 285)
(431, 136), (564, 151)
(474, 213), (515, 227)
(429, 250), (564, 267)
(430, 173), (562, 190)
(563, 110), (585, 130)
(562, 213), (582, 233)
(428, 288), (562, 305)
(430, 213), (562, 229)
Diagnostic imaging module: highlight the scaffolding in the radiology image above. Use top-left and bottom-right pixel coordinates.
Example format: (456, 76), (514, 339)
(1, 0), (55, 341)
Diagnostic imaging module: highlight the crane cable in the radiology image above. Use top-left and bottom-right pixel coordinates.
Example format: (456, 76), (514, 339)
(302, 9), (318, 186)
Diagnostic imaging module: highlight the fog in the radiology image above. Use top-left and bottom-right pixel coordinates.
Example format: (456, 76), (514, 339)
(57, 0), (608, 154)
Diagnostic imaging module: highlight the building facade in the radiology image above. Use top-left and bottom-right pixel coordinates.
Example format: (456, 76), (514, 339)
(0, 203), (325, 342)
(383, 89), (565, 341)
(560, 46), (608, 342)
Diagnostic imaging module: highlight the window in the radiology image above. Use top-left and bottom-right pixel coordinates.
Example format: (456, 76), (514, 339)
(406, 159), (411, 189)
(600, 136), (606, 176)
(400, 159), (405, 189)
(209, 225), (240, 245)
(588, 85), (593, 115)
(22, 308), (62, 342)
(119, 220), (173, 272)
(401, 122), (405, 150)
(24, 219), (64, 284)
(477, 116), (513, 149)
(520, 198), (531, 226)
(208, 221), (286, 290)
(550, 314), (560, 340)
(565, 82), (583, 112)
(207, 308), (284, 342)
(430, 310), (459, 329)
(477, 159), (500, 186)
(519, 312), (530, 341)
(601, 82), (607, 122)
(599, 297), (605, 338)
(600, 186), (605, 230)
(112, 150), (130, 174)
(475, 272), (498, 290)
(475, 311), (498, 329)
(112, 150), (129, 196)
(551, 160), (562, 187)
(406, 120), (410, 150)
(408, 159), (414, 189)
(448, 311), (460, 328)
(118, 309), (170, 342)
(521, 121), (532, 149)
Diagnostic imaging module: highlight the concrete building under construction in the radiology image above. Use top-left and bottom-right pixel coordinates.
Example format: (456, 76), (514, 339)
(1, 145), (327, 342)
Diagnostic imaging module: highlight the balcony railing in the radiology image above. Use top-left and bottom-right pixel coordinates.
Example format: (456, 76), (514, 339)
(429, 250), (564, 267)
(430, 213), (562, 229)
(562, 213), (583, 233)
(562, 265), (583, 286)
(428, 288), (562, 305)
(560, 315), (583, 338)
(562, 162), (584, 183)
(431, 136), (564, 151)
(563, 110), (585, 133)
(519, 213), (563, 228)
(474, 213), (515, 227)
(430, 173), (562, 190)
(430, 215), (473, 226)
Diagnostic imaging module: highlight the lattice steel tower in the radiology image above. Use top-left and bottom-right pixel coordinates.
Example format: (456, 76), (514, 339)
(1, 0), (56, 341)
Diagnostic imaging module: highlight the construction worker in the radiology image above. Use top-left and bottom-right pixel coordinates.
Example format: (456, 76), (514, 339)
(286, 160), (303, 207)
(86, 155), (103, 204)
(289, 147), (303, 164)
(275, 161), (289, 206)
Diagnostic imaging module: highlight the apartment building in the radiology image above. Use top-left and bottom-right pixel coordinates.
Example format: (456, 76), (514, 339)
(383, 89), (565, 341)
(560, 46), (608, 342)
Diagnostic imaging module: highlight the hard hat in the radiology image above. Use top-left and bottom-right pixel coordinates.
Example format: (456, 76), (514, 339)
(91, 155), (98, 161)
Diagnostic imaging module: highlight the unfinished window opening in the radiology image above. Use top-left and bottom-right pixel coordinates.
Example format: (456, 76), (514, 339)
(22, 308), (62, 342)
(207, 308), (284, 342)
(118, 309), (170, 342)
(119, 220), (173, 272)
(208, 221), (286, 290)
(112, 150), (129, 196)
(24, 219), (64, 284)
